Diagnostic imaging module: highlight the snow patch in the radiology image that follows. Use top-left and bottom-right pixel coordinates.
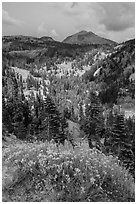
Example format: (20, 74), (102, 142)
(93, 67), (102, 77)
(11, 67), (30, 81)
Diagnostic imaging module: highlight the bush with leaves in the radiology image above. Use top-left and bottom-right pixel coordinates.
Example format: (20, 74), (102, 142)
(2, 141), (135, 202)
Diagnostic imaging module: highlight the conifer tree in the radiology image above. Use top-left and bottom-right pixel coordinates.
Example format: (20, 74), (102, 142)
(11, 98), (32, 140)
(2, 68), (32, 140)
(2, 93), (13, 133)
(80, 92), (104, 149)
(111, 113), (134, 172)
(38, 95), (66, 144)
(111, 113), (127, 153)
(30, 94), (42, 135)
(79, 102), (84, 123)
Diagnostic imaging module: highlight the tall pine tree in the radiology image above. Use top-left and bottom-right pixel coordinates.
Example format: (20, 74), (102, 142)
(80, 92), (104, 149)
(36, 94), (66, 144)
(111, 113), (134, 172)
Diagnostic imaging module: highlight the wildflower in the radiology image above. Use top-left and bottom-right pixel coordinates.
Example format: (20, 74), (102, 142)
(38, 153), (42, 157)
(66, 174), (71, 183)
(90, 177), (95, 184)
(103, 171), (107, 175)
(28, 160), (34, 166)
(81, 186), (85, 194)
(75, 168), (81, 173)
(14, 159), (19, 164)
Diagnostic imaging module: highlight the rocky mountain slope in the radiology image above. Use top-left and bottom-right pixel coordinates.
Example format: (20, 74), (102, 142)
(63, 30), (117, 45)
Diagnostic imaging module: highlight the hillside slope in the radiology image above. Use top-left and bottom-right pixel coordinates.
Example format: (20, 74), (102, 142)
(3, 140), (135, 202)
(63, 30), (117, 45)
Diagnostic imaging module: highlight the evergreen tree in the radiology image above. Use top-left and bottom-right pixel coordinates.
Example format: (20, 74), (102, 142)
(80, 92), (104, 149)
(111, 113), (127, 153)
(30, 94), (42, 136)
(3, 78), (32, 140)
(37, 95), (66, 144)
(11, 98), (32, 140)
(125, 117), (135, 175)
(79, 102), (84, 123)
(2, 93), (13, 133)
(63, 107), (71, 120)
(43, 95), (59, 140)
(111, 113), (134, 173)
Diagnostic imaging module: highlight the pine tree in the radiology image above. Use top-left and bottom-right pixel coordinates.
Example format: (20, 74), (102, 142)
(22, 100), (32, 129)
(30, 94), (42, 136)
(111, 113), (125, 154)
(124, 117), (135, 175)
(2, 93), (13, 133)
(79, 102), (84, 123)
(38, 95), (66, 144)
(11, 98), (31, 140)
(81, 92), (104, 149)
(111, 113), (134, 172)
(12, 72), (19, 99)
(43, 95), (58, 140)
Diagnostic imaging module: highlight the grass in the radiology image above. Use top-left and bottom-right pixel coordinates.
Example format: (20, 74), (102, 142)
(2, 140), (135, 202)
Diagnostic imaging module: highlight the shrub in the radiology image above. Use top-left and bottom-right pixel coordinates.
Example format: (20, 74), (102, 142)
(3, 140), (135, 202)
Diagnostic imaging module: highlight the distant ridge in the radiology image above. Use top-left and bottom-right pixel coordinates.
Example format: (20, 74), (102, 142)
(3, 32), (117, 45)
(2, 35), (55, 42)
(39, 36), (54, 42)
(62, 30), (117, 45)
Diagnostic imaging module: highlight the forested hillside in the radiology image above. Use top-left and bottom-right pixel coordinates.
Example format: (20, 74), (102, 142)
(2, 35), (135, 202)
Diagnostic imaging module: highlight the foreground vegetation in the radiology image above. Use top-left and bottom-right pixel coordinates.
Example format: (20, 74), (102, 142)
(3, 140), (134, 202)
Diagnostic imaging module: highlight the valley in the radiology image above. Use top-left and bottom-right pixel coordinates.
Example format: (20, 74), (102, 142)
(2, 31), (135, 202)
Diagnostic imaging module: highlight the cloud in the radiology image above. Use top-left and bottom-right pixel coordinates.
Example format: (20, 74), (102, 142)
(48, 2), (78, 10)
(64, 2), (85, 16)
(64, 2), (135, 33)
(98, 2), (135, 32)
(70, 2), (78, 8)
(50, 29), (58, 37)
(61, 2), (134, 41)
(2, 2), (134, 43)
(37, 22), (58, 38)
(63, 3), (101, 33)
(37, 22), (48, 34)
(2, 9), (24, 26)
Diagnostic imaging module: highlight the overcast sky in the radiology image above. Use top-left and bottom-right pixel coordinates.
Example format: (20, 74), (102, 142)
(2, 2), (135, 43)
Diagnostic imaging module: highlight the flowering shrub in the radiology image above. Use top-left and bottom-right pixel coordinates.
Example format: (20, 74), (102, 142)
(3, 140), (135, 202)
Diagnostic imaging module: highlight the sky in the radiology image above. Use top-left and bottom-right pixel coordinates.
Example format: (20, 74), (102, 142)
(2, 2), (135, 43)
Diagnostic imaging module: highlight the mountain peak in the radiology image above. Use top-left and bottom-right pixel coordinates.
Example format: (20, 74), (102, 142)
(79, 30), (96, 35)
(78, 30), (88, 34)
(63, 30), (116, 45)
(39, 36), (54, 41)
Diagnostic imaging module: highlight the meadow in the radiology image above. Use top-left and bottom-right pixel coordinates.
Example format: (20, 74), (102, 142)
(2, 140), (135, 202)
